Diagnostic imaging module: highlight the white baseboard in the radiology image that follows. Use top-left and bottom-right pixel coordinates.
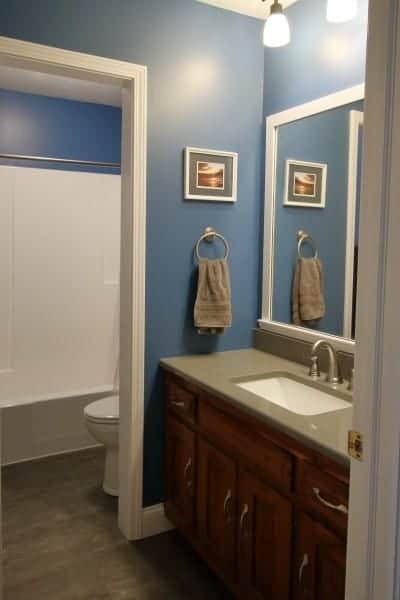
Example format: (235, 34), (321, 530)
(141, 503), (174, 538)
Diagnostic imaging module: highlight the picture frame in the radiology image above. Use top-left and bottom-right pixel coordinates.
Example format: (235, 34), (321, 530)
(283, 159), (327, 208)
(184, 147), (238, 202)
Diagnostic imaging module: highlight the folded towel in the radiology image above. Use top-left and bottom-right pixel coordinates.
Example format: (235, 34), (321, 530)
(194, 258), (232, 334)
(292, 257), (325, 326)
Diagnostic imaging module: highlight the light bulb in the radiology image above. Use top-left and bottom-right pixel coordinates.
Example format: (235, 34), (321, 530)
(326, 0), (357, 23)
(263, 2), (291, 48)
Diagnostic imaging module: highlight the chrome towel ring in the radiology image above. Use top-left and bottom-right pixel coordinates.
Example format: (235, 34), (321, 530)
(297, 229), (318, 259)
(196, 227), (229, 261)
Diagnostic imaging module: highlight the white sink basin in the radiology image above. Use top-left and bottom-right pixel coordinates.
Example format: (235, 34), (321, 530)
(236, 376), (351, 416)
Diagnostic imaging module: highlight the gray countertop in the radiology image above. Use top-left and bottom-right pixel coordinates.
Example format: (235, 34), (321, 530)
(160, 348), (352, 466)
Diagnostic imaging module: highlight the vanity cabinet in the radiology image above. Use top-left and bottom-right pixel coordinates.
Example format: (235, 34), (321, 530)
(197, 438), (237, 580)
(237, 469), (292, 599)
(164, 371), (349, 600)
(165, 415), (196, 531)
(292, 512), (346, 600)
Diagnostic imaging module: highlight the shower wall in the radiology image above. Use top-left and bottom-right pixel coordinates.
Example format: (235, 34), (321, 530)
(0, 88), (121, 464)
(0, 166), (121, 463)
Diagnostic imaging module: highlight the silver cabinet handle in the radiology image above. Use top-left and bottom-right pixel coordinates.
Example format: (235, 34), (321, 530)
(183, 458), (193, 490)
(223, 489), (232, 524)
(223, 489), (232, 513)
(239, 503), (249, 538)
(312, 487), (348, 515)
(171, 400), (185, 408)
(298, 553), (309, 584)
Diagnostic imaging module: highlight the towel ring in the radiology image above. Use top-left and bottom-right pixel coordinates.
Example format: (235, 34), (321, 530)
(196, 228), (229, 261)
(297, 230), (318, 259)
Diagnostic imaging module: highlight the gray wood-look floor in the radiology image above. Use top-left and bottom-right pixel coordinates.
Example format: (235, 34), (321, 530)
(3, 447), (232, 599)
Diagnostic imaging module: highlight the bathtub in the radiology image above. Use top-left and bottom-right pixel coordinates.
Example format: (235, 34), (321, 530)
(1, 386), (114, 465)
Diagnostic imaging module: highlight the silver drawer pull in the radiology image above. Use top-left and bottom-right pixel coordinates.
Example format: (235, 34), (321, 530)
(298, 553), (309, 584)
(312, 487), (348, 515)
(171, 400), (185, 408)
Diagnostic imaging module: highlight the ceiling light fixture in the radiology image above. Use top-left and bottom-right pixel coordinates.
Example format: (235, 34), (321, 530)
(326, 0), (357, 23)
(263, 0), (291, 48)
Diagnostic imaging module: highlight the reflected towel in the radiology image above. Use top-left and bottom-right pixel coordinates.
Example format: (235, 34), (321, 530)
(292, 257), (325, 326)
(194, 258), (232, 334)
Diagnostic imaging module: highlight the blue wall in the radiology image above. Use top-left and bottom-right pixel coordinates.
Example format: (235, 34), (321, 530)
(272, 101), (363, 336)
(263, 0), (368, 116)
(0, 88), (121, 173)
(0, 0), (265, 506)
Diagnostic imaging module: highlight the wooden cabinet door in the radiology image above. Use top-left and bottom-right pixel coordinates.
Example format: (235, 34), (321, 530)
(237, 469), (292, 600)
(197, 438), (237, 581)
(293, 512), (346, 600)
(165, 415), (195, 531)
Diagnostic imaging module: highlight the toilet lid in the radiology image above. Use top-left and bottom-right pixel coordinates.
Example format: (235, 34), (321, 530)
(84, 395), (119, 423)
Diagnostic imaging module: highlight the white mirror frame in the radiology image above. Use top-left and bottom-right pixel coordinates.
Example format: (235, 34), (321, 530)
(259, 84), (365, 354)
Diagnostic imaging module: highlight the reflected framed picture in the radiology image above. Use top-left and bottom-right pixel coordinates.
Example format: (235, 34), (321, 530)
(184, 147), (238, 202)
(284, 159), (327, 208)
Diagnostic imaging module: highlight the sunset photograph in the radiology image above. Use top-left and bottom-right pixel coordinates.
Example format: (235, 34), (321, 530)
(293, 172), (316, 197)
(196, 161), (225, 189)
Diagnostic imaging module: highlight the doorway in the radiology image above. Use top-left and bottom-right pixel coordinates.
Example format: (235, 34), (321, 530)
(0, 36), (147, 543)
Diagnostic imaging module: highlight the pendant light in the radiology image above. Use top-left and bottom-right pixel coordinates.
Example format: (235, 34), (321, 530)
(326, 0), (357, 23)
(263, 0), (291, 48)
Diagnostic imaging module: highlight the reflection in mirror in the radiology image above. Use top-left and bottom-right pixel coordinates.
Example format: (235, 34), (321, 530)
(271, 99), (363, 340)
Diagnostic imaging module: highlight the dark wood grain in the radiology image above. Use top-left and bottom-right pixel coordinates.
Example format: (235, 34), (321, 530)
(197, 438), (237, 581)
(198, 396), (293, 494)
(165, 415), (196, 531)
(296, 461), (349, 538)
(237, 468), (292, 600)
(164, 369), (350, 600)
(292, 512), (346, 600)
(166, 374), (198, 425)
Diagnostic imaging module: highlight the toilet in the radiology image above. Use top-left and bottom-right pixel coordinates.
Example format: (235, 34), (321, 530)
(84, 395), (119, 496)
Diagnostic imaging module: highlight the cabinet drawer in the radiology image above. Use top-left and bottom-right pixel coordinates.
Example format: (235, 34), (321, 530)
(199, 398), (292, 493)
(296, 461), (349, 536)
(166, 378), (197, 424)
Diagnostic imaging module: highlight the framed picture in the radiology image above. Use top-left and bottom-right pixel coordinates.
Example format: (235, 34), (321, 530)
(284, 160), (327, 208)
(184, 147), (238, 202)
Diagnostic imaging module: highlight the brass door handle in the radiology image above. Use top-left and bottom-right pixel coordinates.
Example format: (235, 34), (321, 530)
(312, 487), (348, 515)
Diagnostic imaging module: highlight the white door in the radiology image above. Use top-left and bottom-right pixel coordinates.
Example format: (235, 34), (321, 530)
(346, 0), (400, 597)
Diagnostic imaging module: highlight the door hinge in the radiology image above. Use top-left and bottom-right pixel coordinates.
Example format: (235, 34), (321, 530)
(348, 430), (363, 461)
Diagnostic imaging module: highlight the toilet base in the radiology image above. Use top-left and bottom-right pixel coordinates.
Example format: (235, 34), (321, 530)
(103, 445), (119, 496)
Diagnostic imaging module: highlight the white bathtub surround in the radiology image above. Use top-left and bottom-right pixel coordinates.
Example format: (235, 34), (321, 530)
(0, 165), (121, 465)
(0, 166), (121, 403)
(1, 389), (113, 465)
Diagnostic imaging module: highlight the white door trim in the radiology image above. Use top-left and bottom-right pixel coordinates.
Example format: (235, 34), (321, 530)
(0, 36), (147, 541)
(346, 0), (400, 597)
(261, 84), (364, 352)
(343, 110), (363, 339)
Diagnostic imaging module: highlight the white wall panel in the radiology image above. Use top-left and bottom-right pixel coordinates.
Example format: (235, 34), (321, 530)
(0, 168), (14, 373)
(0, 166), (121, 404)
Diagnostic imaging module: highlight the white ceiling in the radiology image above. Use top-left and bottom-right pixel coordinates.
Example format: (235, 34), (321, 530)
(0, 65), (121, 107)
(196, 0), (298, 19)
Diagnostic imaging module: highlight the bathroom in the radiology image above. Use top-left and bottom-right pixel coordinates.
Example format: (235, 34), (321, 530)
(0, 0), (398, 598)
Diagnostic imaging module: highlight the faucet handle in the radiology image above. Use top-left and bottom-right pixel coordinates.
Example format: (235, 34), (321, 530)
(309, 355), (320, 380)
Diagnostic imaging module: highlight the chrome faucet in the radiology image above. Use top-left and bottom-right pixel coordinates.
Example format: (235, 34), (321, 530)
(310, 340), (343, 386)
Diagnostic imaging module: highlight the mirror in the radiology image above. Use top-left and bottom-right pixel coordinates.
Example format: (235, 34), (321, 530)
(263, 86), (364, 344)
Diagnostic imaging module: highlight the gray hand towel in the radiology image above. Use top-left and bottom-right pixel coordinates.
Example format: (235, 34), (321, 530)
(194, 258), (232, 334)
(292, 257), (325, 326)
